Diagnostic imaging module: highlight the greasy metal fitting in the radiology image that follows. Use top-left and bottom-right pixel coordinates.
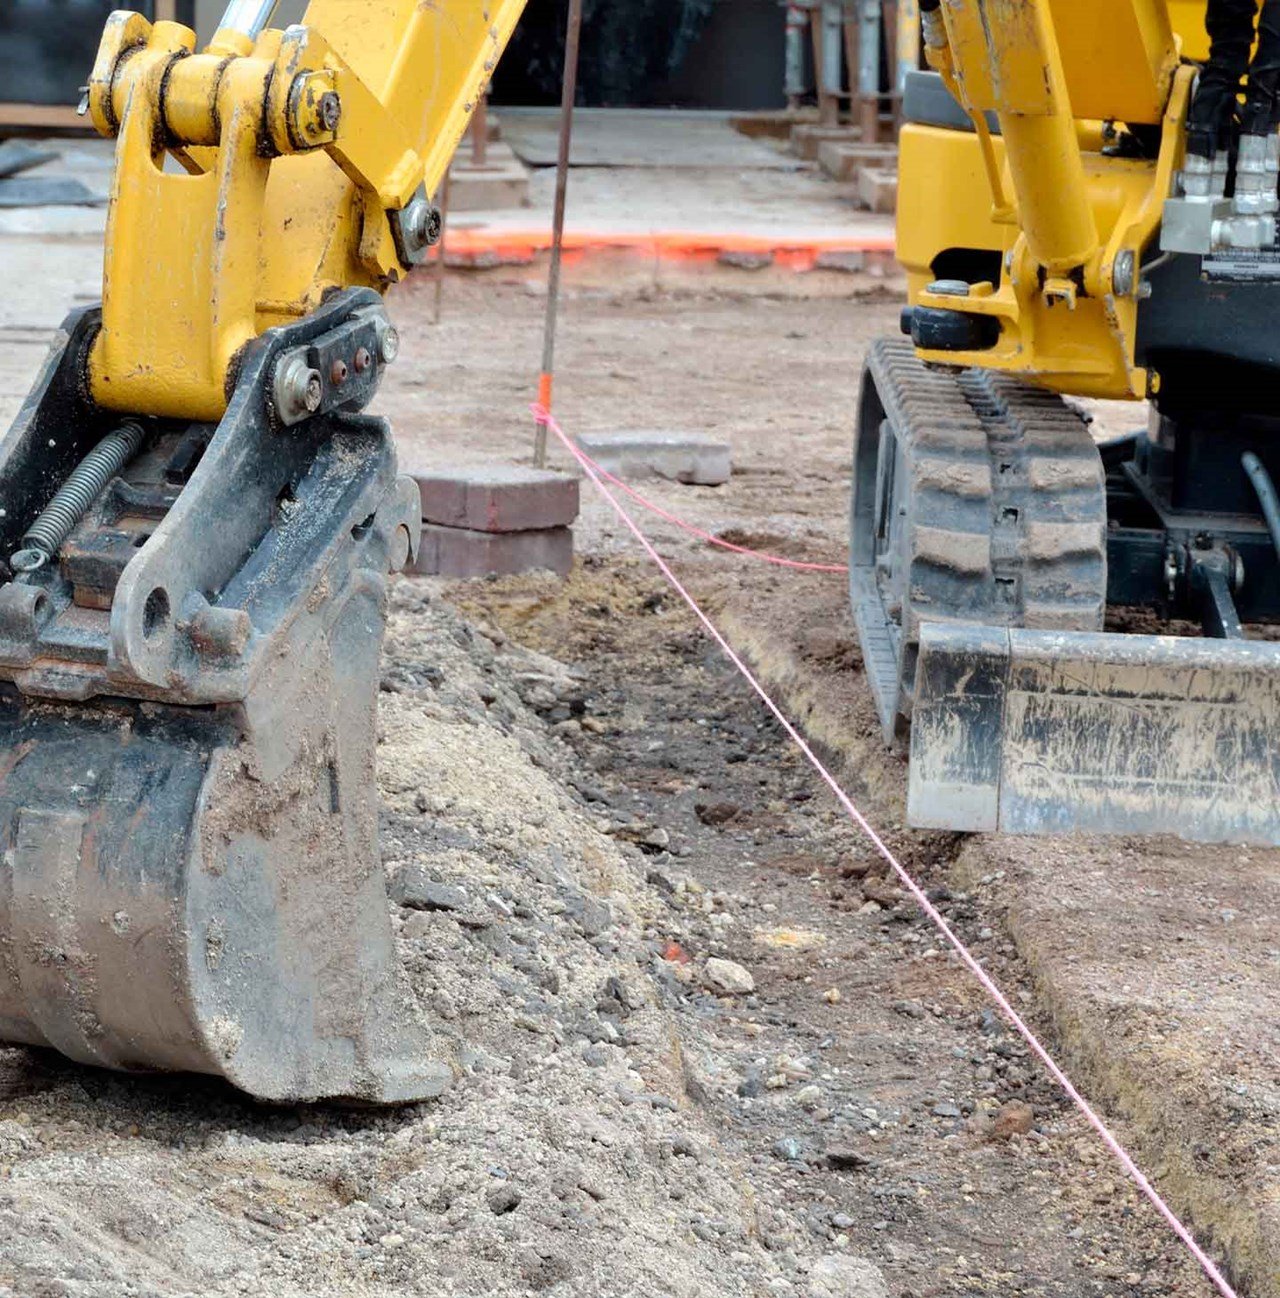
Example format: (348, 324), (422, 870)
(287, 71), (342, 148)
(1111, 250), (1136, 297)
(389, 188), (443, 268)
(377, 322), (401, 364)
(274, 354), (324, 423)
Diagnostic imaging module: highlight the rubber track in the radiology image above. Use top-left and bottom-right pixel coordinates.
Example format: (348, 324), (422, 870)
(854, 338), (1107, 731)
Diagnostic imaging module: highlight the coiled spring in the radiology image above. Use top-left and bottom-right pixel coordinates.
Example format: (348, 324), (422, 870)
(13, 421), (145, 572)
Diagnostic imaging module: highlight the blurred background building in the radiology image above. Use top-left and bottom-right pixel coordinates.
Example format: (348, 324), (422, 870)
(0, 0), (787, 132)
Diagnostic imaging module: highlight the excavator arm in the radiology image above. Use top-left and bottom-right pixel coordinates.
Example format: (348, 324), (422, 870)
(86, 0), (526, 420)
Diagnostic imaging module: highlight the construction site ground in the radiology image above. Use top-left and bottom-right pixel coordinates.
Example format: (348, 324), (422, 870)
(0, 117), (1274, 1298)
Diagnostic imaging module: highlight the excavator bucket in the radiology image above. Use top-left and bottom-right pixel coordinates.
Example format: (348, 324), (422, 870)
(909, 623), (1280, 846)
(0, 291), (453, 1102)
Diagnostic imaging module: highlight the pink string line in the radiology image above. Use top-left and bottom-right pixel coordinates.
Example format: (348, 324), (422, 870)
(582, 457), (848, 574)
(532, 402), (1238, 1298)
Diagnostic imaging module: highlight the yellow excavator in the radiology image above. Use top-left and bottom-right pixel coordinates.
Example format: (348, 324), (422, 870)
(857, 0), (1280, 847)
(0, 0), (525, 1103)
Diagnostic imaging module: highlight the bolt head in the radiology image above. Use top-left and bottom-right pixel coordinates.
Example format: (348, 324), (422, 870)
(330, 358), (350, 386)
(402, 197), (442, 251)
(1112, 250), (1136, 297)
(378, 325), (401, 365)
(318, 92), (341, 133)
(303, 371), (323, 412)
(354, 347), (372, 373)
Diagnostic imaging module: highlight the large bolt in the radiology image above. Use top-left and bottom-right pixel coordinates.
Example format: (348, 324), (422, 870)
(317, 91), (341, 134)
(275, 354), (324, 424)
(377, 323), (401, 365)
(1112, 250), (1136, 297)
(401, 196), (442, 251)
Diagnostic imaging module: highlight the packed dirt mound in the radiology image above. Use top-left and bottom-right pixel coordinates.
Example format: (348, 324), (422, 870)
(0, 586), (857, 1298)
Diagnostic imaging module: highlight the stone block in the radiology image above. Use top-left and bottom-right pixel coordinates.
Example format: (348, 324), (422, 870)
(410, 464), (579, 533)
(410, 523), (573, 579)
(447, 142), (530, 212)
(816, 141), (898, 183)
(858, 168), (898, 214)
(790, 124), (862, 162)
(575, 432), (732, 487)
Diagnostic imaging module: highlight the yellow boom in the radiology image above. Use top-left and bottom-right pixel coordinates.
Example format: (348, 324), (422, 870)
(85, 0), (525, 421)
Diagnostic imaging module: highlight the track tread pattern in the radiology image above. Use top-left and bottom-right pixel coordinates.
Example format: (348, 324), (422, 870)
(852, 338), (1107, 735)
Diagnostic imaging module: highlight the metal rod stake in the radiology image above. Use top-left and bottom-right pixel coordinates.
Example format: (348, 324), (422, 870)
(534, 0), (584, 467)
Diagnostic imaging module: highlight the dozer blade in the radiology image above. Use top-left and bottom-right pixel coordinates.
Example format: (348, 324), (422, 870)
(0, 290), (453, 1102)
(909, 623), (1280, 845)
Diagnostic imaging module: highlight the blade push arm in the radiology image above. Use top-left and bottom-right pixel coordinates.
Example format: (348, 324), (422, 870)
(85, 0), (526, 421)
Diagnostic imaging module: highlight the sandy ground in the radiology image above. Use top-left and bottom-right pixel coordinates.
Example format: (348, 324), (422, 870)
(378, 269), (1280, 1295)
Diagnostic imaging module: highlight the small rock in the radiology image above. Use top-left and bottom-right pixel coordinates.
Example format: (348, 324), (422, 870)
(826, 1148), (876, 1172)
(822, 987), (841, 1005)
(696, 802), (742, 826)
(487, 1185), (522, 1215)
(831, 1213), (856, 1231)
(670, 1134), (700, 1159)
(390, 866), (468, 912)
(861, 879), (903, 908)
(992, 1100), (1035, 1140)
(704, 957), (756, 995)
(718, 249), (774, 271)
(932, 1101), (962, 1119)
(815, 249), (867, 274)
(807, 1253), (890, 1298)
(646, 867), (678, 896)
(773, 1137), (806, 1162)
(564, 890), (612, 937)
(796, 1084), (823, 1111)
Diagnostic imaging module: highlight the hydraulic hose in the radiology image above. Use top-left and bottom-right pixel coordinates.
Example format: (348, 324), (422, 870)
(1187, 0), (1258, 157)
(1243, 0), (1280, 135)
(1243, 451), (1280, 561)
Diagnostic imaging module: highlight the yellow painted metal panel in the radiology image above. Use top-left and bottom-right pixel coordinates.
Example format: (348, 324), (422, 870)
(89, 0), (528, 419)
(1049, 0), (1177, 125)
(1166, 0), (1209, 59)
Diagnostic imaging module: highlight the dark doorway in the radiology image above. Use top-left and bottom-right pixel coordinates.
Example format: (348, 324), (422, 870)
(491, 0), (786, 110)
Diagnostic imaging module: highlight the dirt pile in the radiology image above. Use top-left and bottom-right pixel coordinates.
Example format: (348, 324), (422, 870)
(0, 585), (881, 1298)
